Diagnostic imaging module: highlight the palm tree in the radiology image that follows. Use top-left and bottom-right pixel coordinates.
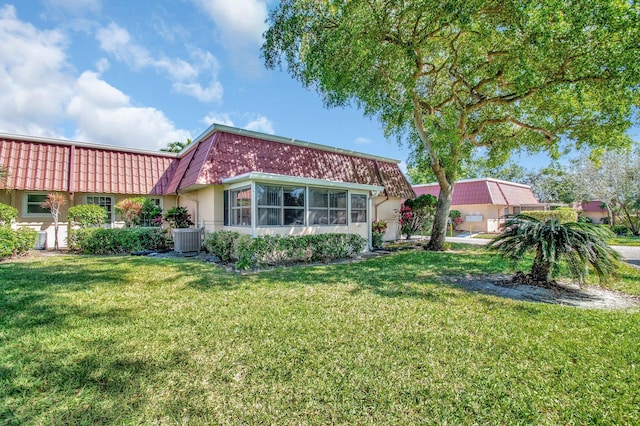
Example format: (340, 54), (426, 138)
(488, 214), (620, 285)
(160, 138), (192, 153)
(41, 192), (67, 250)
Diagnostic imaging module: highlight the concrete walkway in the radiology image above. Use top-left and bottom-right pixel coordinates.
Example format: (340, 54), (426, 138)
(444, 235), (640, 270)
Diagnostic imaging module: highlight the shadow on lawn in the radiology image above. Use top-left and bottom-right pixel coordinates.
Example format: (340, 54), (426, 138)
(255, 249), (513, 302)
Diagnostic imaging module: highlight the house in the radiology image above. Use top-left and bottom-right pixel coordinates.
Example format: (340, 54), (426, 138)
(413, 178), (539, 233)
(0, 124), (414, 248)
(578, 200), (609, 223)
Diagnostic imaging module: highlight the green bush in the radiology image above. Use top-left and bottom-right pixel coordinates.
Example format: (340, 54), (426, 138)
(203, 230), (241, 262)
(0, 227), (37, 258)
(611, 225), (630, 236)
(372, 232), (384, 248)
(521, 208), (578, 224)
(0, 202), (18, 227)
(68, 227), (168, 254)
(68, 204), (108, 227)
(203, 232), (367, 269)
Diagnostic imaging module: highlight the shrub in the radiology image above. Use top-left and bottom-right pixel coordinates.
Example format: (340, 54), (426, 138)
(397, 194), (437, 239)
(69, 227), (168, 255)
(203, 230), (241, 262)
(204, 231), (367, 269)
(372, 220), (388, 234)
(164, 206), (194, 229)
(611, 225), (630, 236)
(372, 232), (384, 248)
(68, 204), (108, 227)
(0, 227), (37, 258)
(520, 207), (578, 224)
(115, 198), (144, 228)
(0, 202), (18, 227)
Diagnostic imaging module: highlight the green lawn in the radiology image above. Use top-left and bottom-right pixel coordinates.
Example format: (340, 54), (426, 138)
(1, 248), (639, 425)
(608, 236), (640, 247)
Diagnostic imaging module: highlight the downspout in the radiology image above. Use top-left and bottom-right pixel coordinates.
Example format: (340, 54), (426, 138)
(372, 160), (390, 222)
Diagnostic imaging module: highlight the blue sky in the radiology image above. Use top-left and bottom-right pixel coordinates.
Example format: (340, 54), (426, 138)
(1, 0), (631, 176)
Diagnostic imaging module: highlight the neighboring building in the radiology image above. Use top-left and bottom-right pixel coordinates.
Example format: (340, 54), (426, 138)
(413, 178), (539, 233)
(578, 200), (609, 223)
(0, 124), (414, 248)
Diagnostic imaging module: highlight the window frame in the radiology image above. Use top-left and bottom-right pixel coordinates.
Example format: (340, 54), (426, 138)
(350, 193), (368, 223)
(256, 184), (306, 227)
(230, 186), (252, 227)
(85, 195), (114, 225)
(23, 192), (52, 218)
(308, 188), (348, 226)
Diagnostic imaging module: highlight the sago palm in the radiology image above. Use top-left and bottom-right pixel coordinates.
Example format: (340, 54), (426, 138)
(488, 214), (619, 285)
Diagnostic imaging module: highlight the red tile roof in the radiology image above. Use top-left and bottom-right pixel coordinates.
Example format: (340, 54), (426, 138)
(581, 200), (607, 212)
(170, 127), (414, 198)
(0, 135), (176, 194)
(413, 179), (538, 206)
(0, 126), (413, 198)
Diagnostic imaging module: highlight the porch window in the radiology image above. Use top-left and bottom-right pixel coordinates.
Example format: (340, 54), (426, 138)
(309, 189), (347, 225)
(25, 193), (50, 216)
(231, 187), (251, 226)
(350, 194), (367, 223)
(257, 184), (305, 226)
(86, 195), (113, 223)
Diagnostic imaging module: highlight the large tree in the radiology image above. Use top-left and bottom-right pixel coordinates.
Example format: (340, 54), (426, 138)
(263, 0), (640, 250)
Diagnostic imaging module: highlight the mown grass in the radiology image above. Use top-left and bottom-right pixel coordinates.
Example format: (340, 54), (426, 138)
(1, 248), (639, 425)
(608, 236), (640, 247)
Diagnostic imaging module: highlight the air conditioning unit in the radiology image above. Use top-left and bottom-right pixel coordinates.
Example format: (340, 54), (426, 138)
(35, 231), (47, 250)
(173, 228), (203, 253)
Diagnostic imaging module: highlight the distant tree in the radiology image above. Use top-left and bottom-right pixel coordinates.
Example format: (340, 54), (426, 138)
(408, 151), (528, 184)
(527, 163), (576, 204)
(41, 192), (66, 250)
(161, 138), (192, 153)
(569, 149), (640, 235)
(489, 215), (619, 286)
(263, 0), (640, 251)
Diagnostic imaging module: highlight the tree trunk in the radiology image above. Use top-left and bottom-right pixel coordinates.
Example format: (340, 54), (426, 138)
(426, 185), (453, 251)
(54, 224), (59, 250)
(530, 256), (551, 283)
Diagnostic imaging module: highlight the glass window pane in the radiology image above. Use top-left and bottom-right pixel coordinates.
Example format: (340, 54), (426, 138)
(351, 194), (367, 209)
(351, 210), (366, 223)
(309, 209), (328, 225)
(330, 191), (347, 208)
(258, 207), (280, 226)
(257, 185), (281, 206)
(309, 189), (328, 208)
(284, 187), (305, 207)
(284, 208), (305, 225)
(27, 204), (50, 214)
(330, 210), (347, 225)
(28, 194), (48, 203)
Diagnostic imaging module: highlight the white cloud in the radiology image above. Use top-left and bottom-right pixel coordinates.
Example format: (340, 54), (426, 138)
(43, 0), (101, 15)
(398, 161), (408, 175)
(0, 5), (72, 137)
(96, 22), (223, 103)
(67, 71), (191, 150)
(191, 0), (267, 47)
(201, 112), (234, 127)
(355, 137), (372, 145)
(244, 115), (274, 134)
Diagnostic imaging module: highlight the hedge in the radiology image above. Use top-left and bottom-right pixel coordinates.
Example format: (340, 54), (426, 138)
(68, 227), (169, 255)
(521, 208), (578, 224)
(204, 232), (367, 269)
(0, 227), (37, 259)
(0, 202), (18, 227)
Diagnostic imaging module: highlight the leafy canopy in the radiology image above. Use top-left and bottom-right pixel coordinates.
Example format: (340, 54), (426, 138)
(264, 0), (640, 249)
